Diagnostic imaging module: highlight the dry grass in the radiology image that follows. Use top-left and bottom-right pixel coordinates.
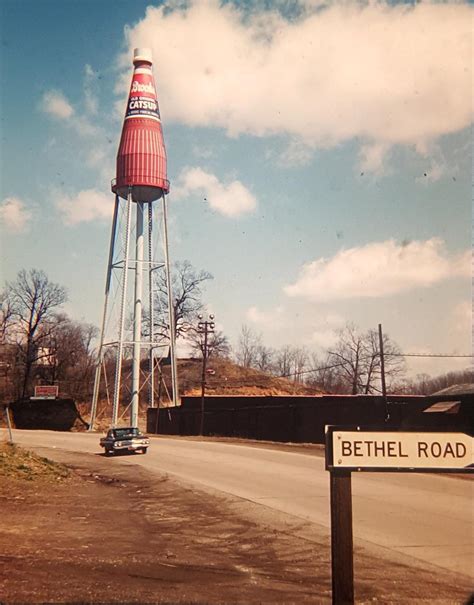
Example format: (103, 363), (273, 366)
(75, 357), (322, 428)
(173, 357), (321, 397)
(0, 441), (70, 482)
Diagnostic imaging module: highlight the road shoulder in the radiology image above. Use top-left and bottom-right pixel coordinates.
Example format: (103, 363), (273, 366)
(1, 446), (471, 604)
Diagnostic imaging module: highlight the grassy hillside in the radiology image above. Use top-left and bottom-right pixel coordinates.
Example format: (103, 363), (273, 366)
(78, 356), (322, 430)
(163, 357), (321, 398)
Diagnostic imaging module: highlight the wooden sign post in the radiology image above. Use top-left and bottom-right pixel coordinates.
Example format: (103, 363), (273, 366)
(330, 469), (353, 604)
(325, 426), (473, 605)
(1, 404), (14, 443)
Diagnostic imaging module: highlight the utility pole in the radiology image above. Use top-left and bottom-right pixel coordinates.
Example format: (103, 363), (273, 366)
(378, 323), (389, 420)
(198, 314), (215, 436)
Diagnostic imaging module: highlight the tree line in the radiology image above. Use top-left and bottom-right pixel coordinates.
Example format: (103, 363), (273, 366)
(160, 263), (471, 395)
(233, 323), (407, 394)
(1, 265), (470, 402)
(0, 269), (97, 402)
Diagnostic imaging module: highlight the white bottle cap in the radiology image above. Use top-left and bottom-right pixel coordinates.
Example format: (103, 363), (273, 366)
(133, 48), (153, 64)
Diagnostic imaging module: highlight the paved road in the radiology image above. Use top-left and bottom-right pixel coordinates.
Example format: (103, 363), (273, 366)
(4, 429), (473, 579)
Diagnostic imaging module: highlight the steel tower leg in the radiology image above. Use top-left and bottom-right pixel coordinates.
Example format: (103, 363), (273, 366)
(131, 201), (144, 428)
(162, 193), (179, 406)
(112, 189), (133, 426)
(148, 202), (155, 408)
(90, 364), (102, 431)
(90, 195), (120, 431)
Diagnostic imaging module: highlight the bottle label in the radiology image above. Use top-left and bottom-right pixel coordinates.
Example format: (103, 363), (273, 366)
(125, 71), (161, 121)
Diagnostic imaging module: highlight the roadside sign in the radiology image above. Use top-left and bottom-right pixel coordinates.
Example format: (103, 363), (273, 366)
(326, 427), (473, 472)
(325, 426), (473, 604)
(33, 385), (58, 399)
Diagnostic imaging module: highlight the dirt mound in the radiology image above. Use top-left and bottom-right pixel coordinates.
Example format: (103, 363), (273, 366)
(77, 357), (322, 428)
(172, 357), (321, 397)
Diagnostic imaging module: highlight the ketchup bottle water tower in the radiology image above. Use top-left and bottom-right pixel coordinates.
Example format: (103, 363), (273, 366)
(90, 48), (178, 430)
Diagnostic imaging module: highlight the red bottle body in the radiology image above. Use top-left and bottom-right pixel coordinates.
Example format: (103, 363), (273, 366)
(113, 52), (169, 201)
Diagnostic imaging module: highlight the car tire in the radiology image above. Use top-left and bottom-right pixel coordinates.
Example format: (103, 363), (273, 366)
(141, 448), (148, 454)
(105, 448), (113, 456)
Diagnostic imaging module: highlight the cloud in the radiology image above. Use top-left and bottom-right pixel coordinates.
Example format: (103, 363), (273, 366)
(285, 238), (470, 302)
(73, 115), (99, 137)
(84, 64), (99, 115)
(40, 74), (108, 203)
(278, 139), (315, 168)
(40, 90), (74, 120)
(40, 82), (99, 138)
(357, 142), (391, 176)
(414, 143), (455, 184)
(192, 145), (215, 160)
(55, 189), (113, 225)
(86, 147), (107, 167)
(310, 328), (339, 349)
(310, 313), (345, 348)
(173, 167), (257, 217)
(121, 1), (472, 162)
(452, 300), (472, 335)
(0, 197), (33, 233)
(246, 305), (284, 328)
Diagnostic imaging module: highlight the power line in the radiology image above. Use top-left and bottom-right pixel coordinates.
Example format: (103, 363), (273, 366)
(280, 352), (472, 379)
(281, 361), (348, 379)
(392, 353), (472, 358)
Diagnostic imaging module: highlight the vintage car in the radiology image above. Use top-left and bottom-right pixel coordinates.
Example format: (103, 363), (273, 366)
(99, 427), (150, 455)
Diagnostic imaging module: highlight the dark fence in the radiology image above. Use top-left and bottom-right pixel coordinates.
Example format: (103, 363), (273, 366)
(10, 398), (84, 431)
(147, 393), (473, 444)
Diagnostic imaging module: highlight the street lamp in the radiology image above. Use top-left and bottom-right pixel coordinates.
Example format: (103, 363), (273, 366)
(197, 313), (215, 436)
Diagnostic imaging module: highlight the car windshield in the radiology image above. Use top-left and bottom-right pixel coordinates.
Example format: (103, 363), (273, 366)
(114, 428), (141, 438)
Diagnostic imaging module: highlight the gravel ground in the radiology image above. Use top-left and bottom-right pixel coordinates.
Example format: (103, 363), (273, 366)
(0, 445), (472, 604)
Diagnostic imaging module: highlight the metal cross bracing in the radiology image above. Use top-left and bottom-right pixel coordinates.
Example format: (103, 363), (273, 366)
(89, 188), (178, 431)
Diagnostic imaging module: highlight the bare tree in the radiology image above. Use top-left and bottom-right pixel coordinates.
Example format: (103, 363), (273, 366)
(272, 345), (308, 382)
(187, 328), (231, 359)
(292, 346), (309, 383)
(235, 325), (262, 368)
(0, 293), (14, 343)
(327, 323), (405, 395)
(360, 328), (405, 393)
(274, 345), (295, 378)
(0, 294), (16, 401)
(254, 344), (275, 373)
(397, 368), (474, 395)
(35, 314), (98, 399)
(153, 261), (213, 340)
(327, 324), (364, 394)
(4, 269), (67, 398)
(306, 353), (346, 393)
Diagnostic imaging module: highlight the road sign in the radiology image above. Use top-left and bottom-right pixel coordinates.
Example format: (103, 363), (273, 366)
(326, 427), (473, 604)
(326, 427), (473, 472)
(33, 385), (58, 399)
